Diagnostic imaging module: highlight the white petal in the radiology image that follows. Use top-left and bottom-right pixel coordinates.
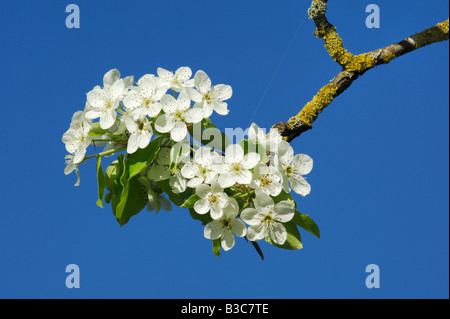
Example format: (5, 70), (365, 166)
(177, 90), (191, 111)
(175, 67), (192, 82)
(231, 219), (247, 237)
(211, 100), (229, 115)
(247, 224), (267, 242)
(123, 92), (142, 110)
(170, 121), (188, 142)
(253, 162), (269, 178)
(222, 197), (239, 218)
(138, 131), (152, 149)
(254, 194), (274, 211)
(103, 69), (121, 87)
(86, 90), (105, 109)
(127, 133), (139, 154)
(187, 176), (204, 188)
(181, 162), (198, 179)
(110, 79), (125, 98)
(125, 116), (138, 133)
(210, 206), (224, 220)
(292, 154), (313, 175)
(195, 184), (211, 199)
(240, 208), (260, 226)
(274, 201), (295, 222)
(225, 144), (244, 164)
(204, 221), (224, 240)
(155, 114), (174, 133)
(268, 222), (287, 245)
(234, 169), (252, 185)
(212, 84), (232, 101)
(100, 110), (116, 129)
(185, 107), (204, 124)
(194, 198), (211, 215)
(157, 67), (174, 82)
(194, 70), (211, 94)
(241, 152), (261, 169)
(221, 231), (235, 251)
(218, 173), (235, 188)
(186, 88), (203, 102)
(160, 94), (178, 114)
(290, 174), (311, 196)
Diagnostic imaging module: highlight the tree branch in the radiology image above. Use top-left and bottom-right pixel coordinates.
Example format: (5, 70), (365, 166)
(274, 0), (449, 143)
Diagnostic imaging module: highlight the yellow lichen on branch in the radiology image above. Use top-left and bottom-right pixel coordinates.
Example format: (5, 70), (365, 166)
(414, 19), (449, 48)
(288, 83), (339, 127)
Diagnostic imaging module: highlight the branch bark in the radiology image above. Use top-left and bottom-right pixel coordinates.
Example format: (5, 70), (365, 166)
(274, 0), (449, 143)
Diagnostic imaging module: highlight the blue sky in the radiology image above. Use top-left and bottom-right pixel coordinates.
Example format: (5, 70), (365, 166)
(0, 0), (448, 299)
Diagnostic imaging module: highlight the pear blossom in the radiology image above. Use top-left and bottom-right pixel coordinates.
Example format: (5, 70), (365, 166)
(125, 112), (153, 154)
(155, 90), (204, 142)
(147, 145), (189, 194)
(157, 67), (195, 92)
(103, 68), (134, 94)
(147, 147), (172, 181)
(85, 75), (125, 129)
(194, 182), (229, 220)
(248, 123), (289, 155)
(214, 144), (260, 188)
(147, 184), (172, 213)
(69, 110), (91, 129)
(241, 194), (295, 245)
(249, 163), (283, 197)
(181, 146), (221, 188)
(64, 154), (81, 186)
(187, 70), (232, 117)
(62, 121), (92, 164)
(203, 198), (247, 251)
(276, 144), (313, 196)
(123, 75), (167, 118)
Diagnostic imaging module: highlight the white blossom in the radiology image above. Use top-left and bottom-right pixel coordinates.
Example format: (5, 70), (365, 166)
(193, 182), (229, 220)
(180, 146), (221, 188)
(125, 111), (153, 154)
(240, 194), (294, 245)
(250, 163), (283, 197)
(203, 198), (247, 251)
(276, 144), (313, 196)
(123, 74), (167, 118)
(64, 155), (81, 186)
(187, 70), (232, 117)
(85, 72), (126, 129)
(248, 122), (288, 154)
(213, 144), (260, 188)
(157, 67), (195, 92)
(155, 90), (203, 142)
(62, 121), (92, 164)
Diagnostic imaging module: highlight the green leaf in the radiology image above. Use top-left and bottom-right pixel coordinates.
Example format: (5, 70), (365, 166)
(104, 160), (120, 192)
(212, 239), (221, 257)
(265, 221), (303, 250)
(88, 122), (109, 137)
(292, 210), (320, 239)
(115, 176), (148, 226)
(271, 190), (296, 208)
(188, 207), (212, 225)
(126, 137), (161, 180)
(104, 191), (113, 204)
(96, 155), (105, 208)
(181, 194), (201, 208)
(156, 179), (187, 207)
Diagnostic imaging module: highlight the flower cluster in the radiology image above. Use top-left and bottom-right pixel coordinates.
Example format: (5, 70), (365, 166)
(62, 67), (316, 257)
